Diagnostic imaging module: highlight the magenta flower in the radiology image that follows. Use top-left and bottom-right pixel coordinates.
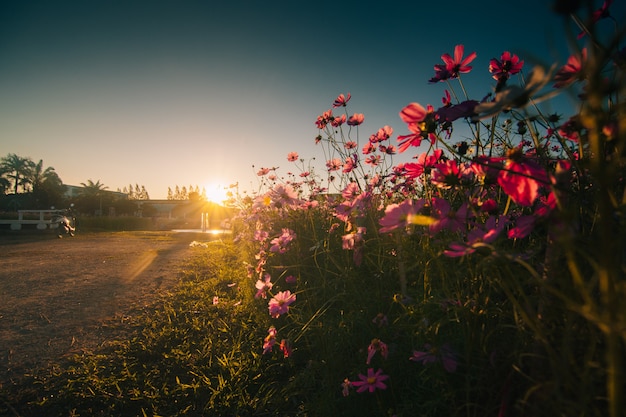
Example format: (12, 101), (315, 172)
(332, 92), (351, 107)
(379, 199), (425, 233)
(496, 148), (549, 207)
(443, 215), (507, 258)
(370, 125), (393, 143)
(410, 343), (458, 373)
(331, 114), (346, 127)
(279, 339), (292, 358)
(255, 273), (273, 299)
(269, 228), (296, 254)
(341, 378), (352, 397)
(341, 182), (360, 201)
(398, 102), (437, 151)
(507, 215), (536, 239)
(554, 48), (587, 88)
(429, 44), (477, 83)
(435, 100), (478, 123)
(366, 338), (389, 365)
(315, 109), (333, 129)
(351, 368), (389, 393)
(342, 156), (356, 173)
(429, 199), (470, 235)
(489, 51), (524, 82)
(268, 290), (296, 318)
(347, 113), (365, 126)
(263, 326), (277, 354)
(326, 158), (343, 172)
(342, 228), (365, 250)
(403, 149), (444, 179)
(577, 0), (613, 39)
(431, 159), (468, 189)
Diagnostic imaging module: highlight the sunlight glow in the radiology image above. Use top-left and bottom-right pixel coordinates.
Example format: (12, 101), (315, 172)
(203, 182), (229, 204)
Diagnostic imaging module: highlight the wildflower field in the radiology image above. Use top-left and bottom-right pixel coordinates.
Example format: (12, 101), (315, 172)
(3, 3), (625, 416)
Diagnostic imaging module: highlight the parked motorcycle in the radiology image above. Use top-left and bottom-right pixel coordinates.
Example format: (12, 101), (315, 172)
(51, 205), (76, 238)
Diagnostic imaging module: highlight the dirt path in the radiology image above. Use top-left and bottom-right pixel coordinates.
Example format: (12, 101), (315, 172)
(0, 230), (207, 386)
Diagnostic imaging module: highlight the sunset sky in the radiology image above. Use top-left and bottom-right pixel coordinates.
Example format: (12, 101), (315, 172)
(1, 1), (623, 199)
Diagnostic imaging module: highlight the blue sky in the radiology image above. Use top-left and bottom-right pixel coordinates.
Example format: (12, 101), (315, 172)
(1, 1), (623, 199)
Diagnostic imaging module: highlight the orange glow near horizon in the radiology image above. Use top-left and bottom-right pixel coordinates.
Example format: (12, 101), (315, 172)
(203, 182), (229, 204)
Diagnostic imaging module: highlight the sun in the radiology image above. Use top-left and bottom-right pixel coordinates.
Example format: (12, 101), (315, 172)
(203, 182), (229, 205)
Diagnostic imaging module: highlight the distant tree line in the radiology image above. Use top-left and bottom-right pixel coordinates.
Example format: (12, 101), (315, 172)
(167, 185), (207, 201)
(119, 184), (150, 200)
(0, 153), (153, 216)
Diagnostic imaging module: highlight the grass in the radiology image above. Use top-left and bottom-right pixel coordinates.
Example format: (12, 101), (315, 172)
(0, 238), (288, 417)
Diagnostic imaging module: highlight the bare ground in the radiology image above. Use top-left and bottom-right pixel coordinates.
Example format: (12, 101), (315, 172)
(0, 230), (206, 388)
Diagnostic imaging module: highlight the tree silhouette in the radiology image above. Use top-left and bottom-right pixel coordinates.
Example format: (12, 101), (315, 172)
(0, 153), (34, 194)
(30, 159), (64, 208)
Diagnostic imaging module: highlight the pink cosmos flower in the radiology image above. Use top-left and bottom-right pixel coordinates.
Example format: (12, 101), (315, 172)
(435, 100), (479, 123)
(379, 144), (396, 155)
(351, 368), (389, 393)
(347, 113), (365, 126)
(344, 141), (357, 149)
(507, 215), (536, 239)
(429, 199), (470, 235)
(372, 313), (388, 327)
(365, 154), (381, 166)
(429, 44), (477, 83)
(263, 326), (277, 354)
(255, 273), (273, 299)
(257, 167), (271, 176)
(341, 378), (352, 397)
(284, 275), (297, 284)
(410, 343), (458, 373)
(403, 149), (444, 179)
(341, 182), (360, 201)
(443, 215), (507, 257)
(333, 93), (351, 107)
(315, 109), (333, 129)
(362, 142), (376, 154)
(379, 199), (425, 233)
(341, 227), (366, 250)
(431, 159), (468, 189)
(366, 339), (389, 365)
(279, 339), (292, 358)
(577, 0), (613, 39)
(326, 158), (343, 171)
(269, 184), (301, 208)
(269, 228), (296, 254)
(398, 103), (437, 151)
(268, 290), (296, 318)
(254, 229), (269, 242)
(287, 152), (299, 162)
(342, 156), (357, 174)
(554, 48), (587, 88)
(496, 148), (549, 207)
(489, 51), (524, 82)
(370, 125), (393, 143)
(331, 114), (347, 127)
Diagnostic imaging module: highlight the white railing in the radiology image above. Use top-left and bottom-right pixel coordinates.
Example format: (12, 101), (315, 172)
(0, 210), (62, 230)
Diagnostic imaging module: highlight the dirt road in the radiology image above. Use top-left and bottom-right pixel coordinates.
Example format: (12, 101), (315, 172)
(0, 230), (205, 386)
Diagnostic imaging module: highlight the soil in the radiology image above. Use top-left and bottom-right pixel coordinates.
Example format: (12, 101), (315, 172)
(0, 229), (209, 389)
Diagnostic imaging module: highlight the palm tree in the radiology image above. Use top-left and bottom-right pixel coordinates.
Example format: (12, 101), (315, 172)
(78, 179), (109, 215)
(79, 179), (108, 196)
(31, 160), (62, 191)
(0, 153), (34, 194)
(31, 159), (65, 208)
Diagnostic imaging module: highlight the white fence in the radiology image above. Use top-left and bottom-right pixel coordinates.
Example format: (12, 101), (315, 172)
(0, 210), (62, 230)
